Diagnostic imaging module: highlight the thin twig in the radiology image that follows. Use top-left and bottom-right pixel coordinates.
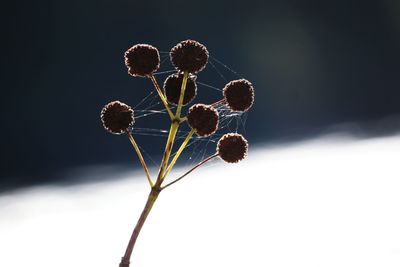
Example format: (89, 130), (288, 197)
(127, 133), (154, 187)
(161, 153), (219, 190)
(175, 71), (188, 118)
(148, 74), (174, 120)
(211, 98), (226, 107)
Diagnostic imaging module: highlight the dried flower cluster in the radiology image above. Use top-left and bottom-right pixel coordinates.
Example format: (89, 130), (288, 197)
(100, 39), (255, 267)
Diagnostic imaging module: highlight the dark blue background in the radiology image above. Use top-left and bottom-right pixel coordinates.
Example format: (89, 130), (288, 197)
(1, 0), (400, 191)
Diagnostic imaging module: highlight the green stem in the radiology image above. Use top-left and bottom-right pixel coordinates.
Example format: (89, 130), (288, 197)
(162, 129), (195, 179)
(127, 133), (153, 187)
(175, 71), (189, 119)
(155, 71), (189, 186)
(148, 74), (174, 120)
(155, 121), (179, 186)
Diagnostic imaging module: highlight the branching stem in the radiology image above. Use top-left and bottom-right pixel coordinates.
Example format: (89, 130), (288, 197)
(162, 129), (195, 179)
(155, 71), (189, 186)
(121, 71), (192, 267)
(155, 121), (179, 186)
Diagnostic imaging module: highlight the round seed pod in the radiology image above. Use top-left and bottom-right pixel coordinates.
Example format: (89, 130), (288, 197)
(170, 40), (209, 74)
(100, 101), (134, 134)
(124, 44), (160, 77)
(187, 104), (219, 137)
(163, 73), (197, 106)
(223, 79), (254, 112)
(217, 133), (248, 163)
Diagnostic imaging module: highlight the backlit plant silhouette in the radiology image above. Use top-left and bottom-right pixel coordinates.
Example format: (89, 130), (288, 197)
(100, 40), (255, 267)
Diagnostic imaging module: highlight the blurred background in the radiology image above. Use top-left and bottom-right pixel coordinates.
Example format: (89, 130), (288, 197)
(1, 0), (400, 191)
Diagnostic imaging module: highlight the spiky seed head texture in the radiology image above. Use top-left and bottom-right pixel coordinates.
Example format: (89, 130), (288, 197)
(223, 79), (254, 112)
(187, 104), (219, 137)
(101, 101), (134, 134)
(170, 40), (209, 73)
(217, 133), (248, 163)
(124, 44), (160, 77)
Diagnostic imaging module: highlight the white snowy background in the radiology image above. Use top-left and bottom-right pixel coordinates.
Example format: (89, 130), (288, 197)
(1, 134), (400, 267)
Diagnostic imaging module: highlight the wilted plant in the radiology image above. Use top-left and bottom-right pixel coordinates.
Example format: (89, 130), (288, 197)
(101, 40), (255, 267)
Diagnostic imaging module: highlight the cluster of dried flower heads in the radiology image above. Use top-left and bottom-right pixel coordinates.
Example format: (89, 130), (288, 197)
(100, 39), (254, 267)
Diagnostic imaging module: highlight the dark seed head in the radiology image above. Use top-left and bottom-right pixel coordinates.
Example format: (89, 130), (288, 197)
(170, 40), (209, 74)
(163, 73), (197, 106)
(223, 79), (255, 112)
(217, 133), (248, 163)
(100, 101), (134, 134)
(187, 104), (219, 137)
(124, 44), (160, 77)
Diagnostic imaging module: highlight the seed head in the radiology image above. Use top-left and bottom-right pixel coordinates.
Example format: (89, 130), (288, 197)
(163, 73), (197, 106)
(187, 104), (219, 137)
(217, 133), (248, 163)
(170, 40), (209, 74)
(124, 44), (160, 77)
(223, 79), (254, 112)
(100, 101), (134, 134)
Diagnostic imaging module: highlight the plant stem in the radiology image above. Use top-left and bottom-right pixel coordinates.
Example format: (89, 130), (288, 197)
(120, 71), (191, 266)
(148, 74), (174, 120)
(155, 121), (179, 186)
(162, 153), (219, 190)
(162, 129), (195, 179)
(119, 188), (160, 267)
(127, 133), (153, 187)
(175, 71), (189, 118)
(211, 98), (226, 107)
(155, 71), (189, 186)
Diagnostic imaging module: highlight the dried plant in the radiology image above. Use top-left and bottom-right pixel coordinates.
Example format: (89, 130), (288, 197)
(100, 39), (255, 267)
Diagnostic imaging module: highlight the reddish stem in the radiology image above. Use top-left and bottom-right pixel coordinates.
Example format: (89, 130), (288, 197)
(119, 188), (160, 267)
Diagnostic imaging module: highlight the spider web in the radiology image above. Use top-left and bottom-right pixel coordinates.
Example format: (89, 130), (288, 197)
(129, 52), (249, 179)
